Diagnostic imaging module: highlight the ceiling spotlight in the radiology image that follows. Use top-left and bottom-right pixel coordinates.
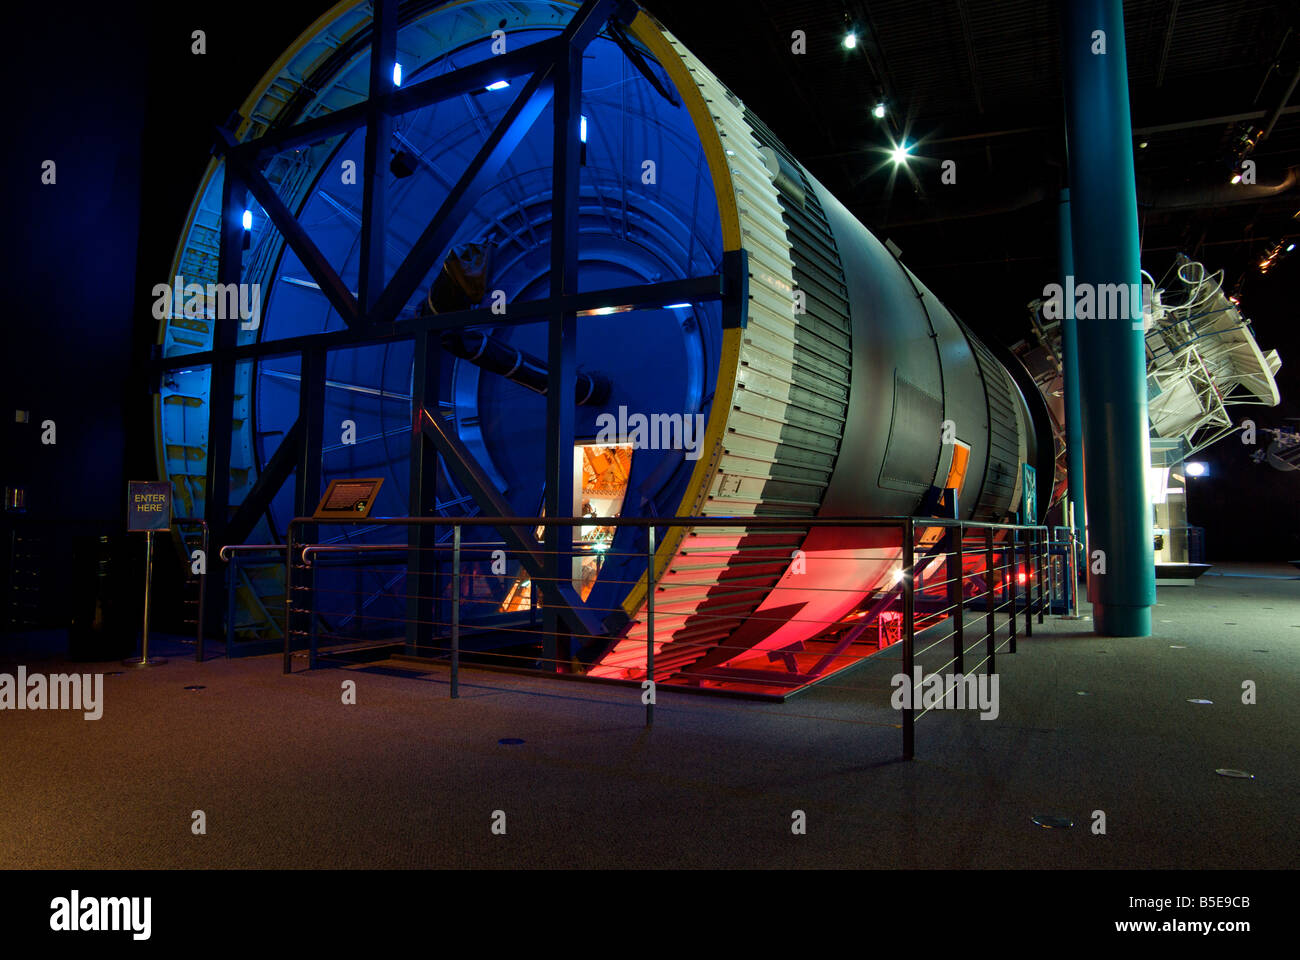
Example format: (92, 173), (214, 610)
(872, 101), (887, 119)
(1231, 173), (1242, 184)
(843, 31), (858, 50)
(1288, 243), (1296, 252)
(392, 62), (402, 87)
(484, 80), (510, 91)
(890, 142), (911, 165)
(241, 209), (252, 231)
(1184, 461), (1208, 478)
(1138, 141), (1148, 149)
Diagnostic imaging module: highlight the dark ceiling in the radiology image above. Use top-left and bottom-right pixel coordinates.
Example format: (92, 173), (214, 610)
(645, 0), (1300, 344)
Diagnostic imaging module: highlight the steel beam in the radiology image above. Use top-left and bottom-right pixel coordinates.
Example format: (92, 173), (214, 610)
(231, 39), (565, 163)
(204, 167), (245, 638)
(153, 273), (727, 370)
(295, 346), (327, 524)
(224, 418), (304, 547)
(543, 42), (583, 672)
(359, 0), (398, 313)
(407, 329), (440, 655)
(418, 408), (603, 637)
(369, 67), (559, 325)
(218, 129), (362, 328)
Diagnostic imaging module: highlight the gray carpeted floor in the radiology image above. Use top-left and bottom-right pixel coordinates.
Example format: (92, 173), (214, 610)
(2, 563), (1297, 869)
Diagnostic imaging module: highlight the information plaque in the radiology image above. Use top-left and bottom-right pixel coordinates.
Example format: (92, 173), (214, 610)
(313, 478), (385, 519)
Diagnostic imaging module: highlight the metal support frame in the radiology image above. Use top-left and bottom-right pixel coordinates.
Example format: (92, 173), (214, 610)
(180, 1), (677, 660)
(203, 169), (246, 639)
(295, 346), (326, 545)
(407, 329), (441, 655)
(543, 40), (584, 672)
(359, 0), (397, 314)
(225, 420), (304, 546)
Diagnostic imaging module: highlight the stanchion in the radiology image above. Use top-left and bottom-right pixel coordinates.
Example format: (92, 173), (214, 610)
(902, 518), (915, 760)
(1036, 528), (1046, 624)
(124, 529), (167, 667)
(985, 527), (996, 673)
(308, 559), (318, 669)
(946, 523), (963, 674)
(226, 552), (238, 657)
(1062, 508), (1084, 620)
(451, 525), (460, 699)
(283, 525), (294, 674)
(1047, 529), (1057, 614)
(646, 523), (655, 728)
(1008, 531), (1018, 653)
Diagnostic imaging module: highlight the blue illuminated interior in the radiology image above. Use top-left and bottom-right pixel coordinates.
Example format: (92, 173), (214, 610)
(162, 21), (728, 635)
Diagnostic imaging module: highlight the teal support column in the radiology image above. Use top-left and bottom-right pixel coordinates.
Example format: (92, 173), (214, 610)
(1061, 0), (1155, 637)
(1057, 189), (1086, 536)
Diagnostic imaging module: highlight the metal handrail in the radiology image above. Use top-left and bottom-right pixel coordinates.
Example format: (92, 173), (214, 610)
(218, 543), (289, 562)
(301, 543), (409, 566)
(283, 513), (1067, 759)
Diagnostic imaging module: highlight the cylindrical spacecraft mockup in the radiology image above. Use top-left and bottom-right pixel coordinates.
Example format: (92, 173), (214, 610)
(155, 0), (1055, 687)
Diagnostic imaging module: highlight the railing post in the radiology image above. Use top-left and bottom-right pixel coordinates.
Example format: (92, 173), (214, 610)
(196, 523), (208, 662)
(646, 522), (655, 728)
(1069, 526), (1082, 618)
(308, 558), (318, 669)
(283, 525), (294, 675)
(451, 524), (460, 699)
(226, 553), (238, 659)
(946, 522), (963, 674)
(1047, 529), (1057, 615)
(1008, 531), (1018, 654)
(1022, 526), (1032, 641)
(902, 518), (915, 760)
(1036, 528), (1046, 623)
(985, 526), (996, 674)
